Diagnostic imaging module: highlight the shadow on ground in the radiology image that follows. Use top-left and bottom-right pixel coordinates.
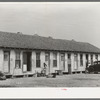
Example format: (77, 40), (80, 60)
(0, 85), (16, 87)
(73, 78), (98, 80)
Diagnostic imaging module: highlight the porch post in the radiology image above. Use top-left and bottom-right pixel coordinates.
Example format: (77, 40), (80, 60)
(93, 54), (96, 62)
(40, 51), (45, 69)
(65, 52), (68, 72)
(83, 53), (86, 69)
(98, 54), (100, 61)
(0, 49), (4, 71)
(57, 52), (60, 70)
(20, 51), (23, 70)
(50, 52), (53, 73)
(88, 54), (91, 64)
(78, 53), (80, 68)
(71, 53), (74, 73)
(10, 50), (15, 74)
(32, 51), (36, 73)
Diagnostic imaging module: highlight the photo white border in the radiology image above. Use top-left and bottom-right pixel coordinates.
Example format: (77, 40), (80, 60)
(0, 2), (100, 98)
(0, 87), (100, 98)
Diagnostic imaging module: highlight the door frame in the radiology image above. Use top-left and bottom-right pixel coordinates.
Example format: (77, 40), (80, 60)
(68, 53), (71, 74)
(45, 52), (50, 73)
(22, 51), (32, 72)
(60, 53), (65, 71)
(86, 54), (89, 68)
(74, 54), (78, 70)
(68, 64), (71, 74)
(3, 50), (10, 74)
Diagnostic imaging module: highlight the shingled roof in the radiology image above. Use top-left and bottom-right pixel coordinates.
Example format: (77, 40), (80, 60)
(0, 31), (100, 53)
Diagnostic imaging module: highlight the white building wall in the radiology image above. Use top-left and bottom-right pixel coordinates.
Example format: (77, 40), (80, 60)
(78, 53), (80, 69)
(20, 51), (23, 70)
(57, 52), (60, 70)
(52, 52), (60, 73)
(10, 50), (15, 74)
(98, 54), (100, 60)
(93, 54), (96, 62)
(33, 51), (42, 73)
(70, 53), (90, 72)
(50, 52), (53, 73)
(1, 49), (100, 75)
(40, 51), (45, 69)
(0, 49), (4, 71)
(32, 51), (36, 73)
(71, 53), (74, 72)
(30, 51), (45, 74)
(77, 53), (81, 71)
(14, 50), (24, 75)
(65, 53), (68, 72)
(88, 54), (91, 64)
(83, 53), (86, 70)
(78, 53), (86, 72)
(59, 53), (61, 70)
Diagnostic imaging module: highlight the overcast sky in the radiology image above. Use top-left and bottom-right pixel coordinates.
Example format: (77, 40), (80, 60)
(0, 2), (100, 48)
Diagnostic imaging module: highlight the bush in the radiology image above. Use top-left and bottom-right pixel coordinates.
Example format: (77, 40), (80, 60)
(0, 71), (6, 80)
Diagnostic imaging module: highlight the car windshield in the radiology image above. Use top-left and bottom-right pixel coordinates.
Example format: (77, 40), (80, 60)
(94, 61), (100, 65)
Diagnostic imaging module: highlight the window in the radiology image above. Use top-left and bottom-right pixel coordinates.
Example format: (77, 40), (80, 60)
(80, 54), (83, 66)
(61, 53), (65, 70)
(86, 54), (89, 67)
(4, 52), (10, 61)
(95, 55), (98, 61)
(45, 52), (49, 61)
(36, 52), (41, 68)
(53, 52), (57, 67)
(68, 53), (71, 64)
(86, 54), (88, 61)
(74, 54), (78, 61)
(15, 51), (21, 68)
(74, 53), (78, 69)
(61, 53), (65, 61)
(91, 55), (93, 65)
(68, 54), (71, 59)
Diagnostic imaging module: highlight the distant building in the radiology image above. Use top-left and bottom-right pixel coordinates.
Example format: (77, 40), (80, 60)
(0, 31), (100, 76)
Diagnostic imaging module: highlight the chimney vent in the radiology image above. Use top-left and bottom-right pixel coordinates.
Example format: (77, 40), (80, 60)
(17, 32), (23, 34)
(48, 36), (53, 39)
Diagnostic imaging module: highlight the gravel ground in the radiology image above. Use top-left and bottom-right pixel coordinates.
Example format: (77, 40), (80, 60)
(0, 74), (100, 87)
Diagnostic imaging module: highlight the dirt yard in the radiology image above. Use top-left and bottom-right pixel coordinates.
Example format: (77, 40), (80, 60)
(0, 74), (100, 87)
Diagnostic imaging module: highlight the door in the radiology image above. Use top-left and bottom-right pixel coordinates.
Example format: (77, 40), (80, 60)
(23, 52), (27, 72)
(86, 54), (88, 68)
(68, 54), (71, 74)
(68, 64), (71, 74)
(74, 54), (78, 70)
(45, 52), (50, 74)
(23, 52), (32, 72)
(4, 51), (10, 73)
(60, 53), (65, 71)
(27, 52), (32, 71)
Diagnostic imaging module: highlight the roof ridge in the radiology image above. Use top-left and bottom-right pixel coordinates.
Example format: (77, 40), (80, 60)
(0, 31), (89, 43)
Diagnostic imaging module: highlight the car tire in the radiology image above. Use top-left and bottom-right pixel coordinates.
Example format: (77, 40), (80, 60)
(89, 67), (94, 73)
(94, 71), (98, 74)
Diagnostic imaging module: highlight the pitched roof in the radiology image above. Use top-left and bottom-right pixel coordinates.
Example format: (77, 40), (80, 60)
(0, 31), (100, 53)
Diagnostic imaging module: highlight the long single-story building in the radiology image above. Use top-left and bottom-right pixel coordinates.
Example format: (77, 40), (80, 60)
(0, 31), (100, 76)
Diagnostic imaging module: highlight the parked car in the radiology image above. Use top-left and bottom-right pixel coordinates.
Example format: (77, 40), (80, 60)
(87, 61), (100, 74)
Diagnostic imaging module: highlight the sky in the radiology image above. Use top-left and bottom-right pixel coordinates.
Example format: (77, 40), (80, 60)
(0, 2), (100, 48)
